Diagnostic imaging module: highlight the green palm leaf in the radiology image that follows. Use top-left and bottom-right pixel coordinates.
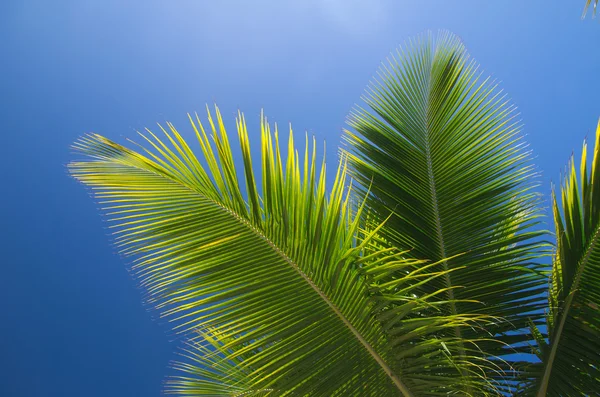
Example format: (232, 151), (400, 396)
(70, 108), (487, 395)
(529, 120), (600, 396)
(342, 31), (549, 393)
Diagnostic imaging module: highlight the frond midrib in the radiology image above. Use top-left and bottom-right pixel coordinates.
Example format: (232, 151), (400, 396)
(422, 55), (468, 367)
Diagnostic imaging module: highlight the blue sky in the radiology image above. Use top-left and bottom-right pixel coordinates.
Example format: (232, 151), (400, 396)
(1, 1), (599, 396)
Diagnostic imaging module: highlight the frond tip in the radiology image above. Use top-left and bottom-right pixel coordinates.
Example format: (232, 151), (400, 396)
(583, 0), (598, 18)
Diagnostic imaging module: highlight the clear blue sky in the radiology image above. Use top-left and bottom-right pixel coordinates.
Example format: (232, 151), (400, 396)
(1, 1), (599, 396)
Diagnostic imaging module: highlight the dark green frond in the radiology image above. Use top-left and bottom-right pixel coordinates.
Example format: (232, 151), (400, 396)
(342, 31), (549, 393)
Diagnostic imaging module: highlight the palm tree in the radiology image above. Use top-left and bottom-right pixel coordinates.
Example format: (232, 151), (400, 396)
(69, 32), (599, 396)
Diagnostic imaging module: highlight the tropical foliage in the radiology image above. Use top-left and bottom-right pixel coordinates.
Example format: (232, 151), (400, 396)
(342, 32), (549, 395)
(70, 32), (600, 396)
(523, 121), (600, 396)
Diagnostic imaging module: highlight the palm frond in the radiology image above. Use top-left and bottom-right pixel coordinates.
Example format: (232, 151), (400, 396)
(70, 108), (488, 396)
(342, 31), (549, 392)
(528, 120), (600, 396)
(583, 0), (598, 18)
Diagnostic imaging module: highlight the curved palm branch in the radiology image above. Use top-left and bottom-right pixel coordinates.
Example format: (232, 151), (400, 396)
(342, 31), (549, 393)
(526, 120), (600, 396)
(70, 108), (487, 396)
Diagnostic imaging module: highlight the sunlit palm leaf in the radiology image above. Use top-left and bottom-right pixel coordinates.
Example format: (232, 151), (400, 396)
(527, 120), (600, 396)
(70, 108), (486, 396)
(342, 31), (549, 393)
